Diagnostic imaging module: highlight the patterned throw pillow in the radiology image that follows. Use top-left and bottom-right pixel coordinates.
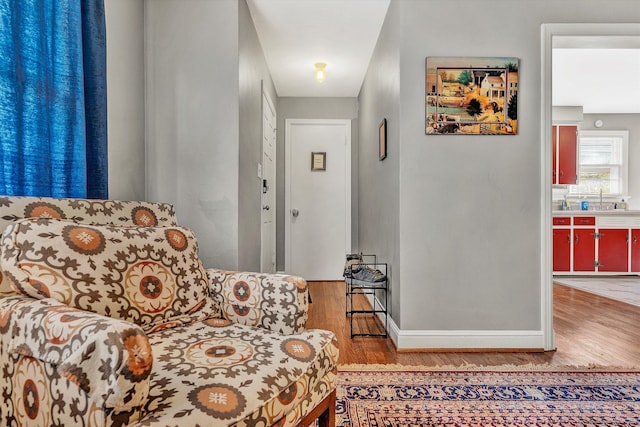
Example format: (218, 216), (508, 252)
(1, 218), (219, 331)
(0, 197), (178, 297)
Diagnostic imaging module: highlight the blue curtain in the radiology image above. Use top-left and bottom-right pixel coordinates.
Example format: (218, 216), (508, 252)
(0, 0), (108, 199)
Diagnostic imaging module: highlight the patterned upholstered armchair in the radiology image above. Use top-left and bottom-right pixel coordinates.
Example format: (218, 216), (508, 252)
(0, 196), (338, 427)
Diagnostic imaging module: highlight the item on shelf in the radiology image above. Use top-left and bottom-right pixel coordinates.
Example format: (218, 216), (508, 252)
(344, 259), (387, 283)
(344, 253), (388, 338)
(350, 265), (387, 282)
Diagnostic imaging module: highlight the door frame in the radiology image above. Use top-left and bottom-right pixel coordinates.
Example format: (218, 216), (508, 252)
(284, 118), (352, 275)
(260, 88), (277, 273)
(540, 23), (640, 351)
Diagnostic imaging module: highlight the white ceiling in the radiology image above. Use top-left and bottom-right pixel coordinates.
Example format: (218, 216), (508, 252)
(247, 4), (640, 113)
(553, 48), (640, 114)
(246, 0), (390, 97)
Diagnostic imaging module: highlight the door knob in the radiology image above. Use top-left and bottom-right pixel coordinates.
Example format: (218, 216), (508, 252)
(291, 208), (299, 217)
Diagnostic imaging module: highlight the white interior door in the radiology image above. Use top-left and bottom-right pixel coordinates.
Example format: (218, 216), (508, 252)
(260, 91), (276, 273)
(285, 119), (351, 280)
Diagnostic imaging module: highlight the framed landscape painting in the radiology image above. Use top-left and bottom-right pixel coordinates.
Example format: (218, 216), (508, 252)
(425, 56), (519, 135)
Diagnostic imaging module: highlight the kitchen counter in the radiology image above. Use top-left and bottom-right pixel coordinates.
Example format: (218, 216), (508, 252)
(552, 210), (640, 216)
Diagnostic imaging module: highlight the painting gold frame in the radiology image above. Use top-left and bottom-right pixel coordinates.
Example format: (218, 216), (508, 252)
(425, 56), (518, 135)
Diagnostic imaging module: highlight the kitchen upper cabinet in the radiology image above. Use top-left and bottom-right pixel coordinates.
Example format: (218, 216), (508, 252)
(552, 125), (577, 185)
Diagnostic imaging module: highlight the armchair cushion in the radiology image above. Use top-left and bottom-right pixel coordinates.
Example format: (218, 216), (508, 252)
(207, 269), (308, 335)
(1, 295), (152, 411)
(136, 319), (338, 426)
(1, 218), (220, 332)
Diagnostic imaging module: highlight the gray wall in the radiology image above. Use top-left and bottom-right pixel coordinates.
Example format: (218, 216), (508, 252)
(238, 0), (279, 271)
(398, 0), (537, 332)
(357, 2), (402, 322)
(581, 114), (640, 210)
(276, 98), (359, 271)
(358, 0), (640, 333)
(145, 0), (240, 269)
(104, 0), (145, 201)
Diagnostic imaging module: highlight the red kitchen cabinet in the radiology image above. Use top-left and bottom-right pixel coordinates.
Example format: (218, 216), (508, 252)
(573, 228), (596, 271)
(553, 228), (571, 272)
(552, 125), (577, 185)
(597, 228), (629, 272)
(552, 125), (557, 183)
(573, 216), (595, 226)
(553, 217), (571, 226)
(553, 215), (640, 274)
(632, 229), (640, 272)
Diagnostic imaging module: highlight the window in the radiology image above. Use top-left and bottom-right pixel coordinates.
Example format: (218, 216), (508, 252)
(569, 130), (628, 196)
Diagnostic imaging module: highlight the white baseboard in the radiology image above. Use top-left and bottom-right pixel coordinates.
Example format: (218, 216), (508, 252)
(365, 294), (545, 350)
(392, 325), (545, 350)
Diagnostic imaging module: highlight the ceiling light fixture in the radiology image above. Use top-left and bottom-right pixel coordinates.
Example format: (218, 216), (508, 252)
(314, 62), (327, 83)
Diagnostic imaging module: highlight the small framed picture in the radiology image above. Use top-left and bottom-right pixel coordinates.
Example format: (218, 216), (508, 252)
(311, 152), (326, 171)
(379, 118), (387, 161)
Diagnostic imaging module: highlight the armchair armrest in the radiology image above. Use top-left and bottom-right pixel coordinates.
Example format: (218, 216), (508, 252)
(0, 295), (152, 411)
(206, 269), (308, 335)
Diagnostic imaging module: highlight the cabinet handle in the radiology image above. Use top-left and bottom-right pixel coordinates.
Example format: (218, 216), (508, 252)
(560, 170), (564, 177)
(575, 234), (579, 244)
(634, 234), (638, 244)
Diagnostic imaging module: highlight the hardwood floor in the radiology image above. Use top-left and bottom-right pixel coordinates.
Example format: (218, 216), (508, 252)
(306, 281), (640, 367)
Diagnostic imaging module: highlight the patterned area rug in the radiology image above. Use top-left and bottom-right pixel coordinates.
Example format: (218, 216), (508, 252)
(337, 365), (640, 426)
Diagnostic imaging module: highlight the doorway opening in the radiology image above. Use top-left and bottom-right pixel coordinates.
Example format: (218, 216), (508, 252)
(541, 23), (640, 351)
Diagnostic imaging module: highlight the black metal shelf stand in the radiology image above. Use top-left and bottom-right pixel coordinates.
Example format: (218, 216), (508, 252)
(344, 253), (388, 338)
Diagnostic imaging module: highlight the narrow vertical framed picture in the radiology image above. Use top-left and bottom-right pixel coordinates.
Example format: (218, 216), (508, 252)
(379, 118), (387, 160)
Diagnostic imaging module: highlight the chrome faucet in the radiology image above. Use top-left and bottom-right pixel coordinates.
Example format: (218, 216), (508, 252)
(599, 188), (603, 210)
